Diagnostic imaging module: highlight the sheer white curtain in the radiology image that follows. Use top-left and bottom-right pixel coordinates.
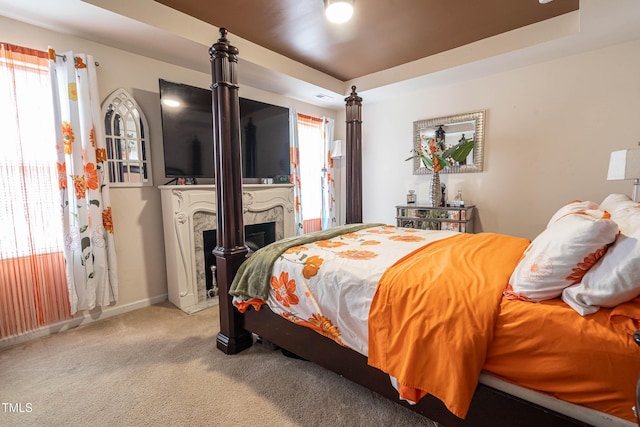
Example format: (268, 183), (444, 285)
(289, 108), (304, 235)
(297, 114), (324, 233)
(48, 47), (118, 314)
(321, 117), (336, 229)
(0, 43), (71, 338)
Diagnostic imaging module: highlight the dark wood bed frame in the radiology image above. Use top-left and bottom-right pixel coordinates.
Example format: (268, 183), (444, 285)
(208, 28), (592, 427)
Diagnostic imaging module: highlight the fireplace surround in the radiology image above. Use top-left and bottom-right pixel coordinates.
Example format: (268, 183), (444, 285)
(159, 184), (295, 313)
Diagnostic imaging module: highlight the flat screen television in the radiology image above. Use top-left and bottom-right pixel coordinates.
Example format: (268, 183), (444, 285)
(158, 79), (291, 180)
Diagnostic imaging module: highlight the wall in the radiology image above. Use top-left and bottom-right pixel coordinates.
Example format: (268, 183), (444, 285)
(0, 16), (338, 321)
(361, 39), (640, 239)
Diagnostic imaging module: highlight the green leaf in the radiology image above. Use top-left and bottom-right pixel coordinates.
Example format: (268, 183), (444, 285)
(81, 236), (91, 252)
(420, 155), (433, 169)
(79, 225), (88, 233)
(90, 199), (100, 208)
(451, 139), (474, 162)
(443, 139), (475, 162)
(405, 148), (422, 162)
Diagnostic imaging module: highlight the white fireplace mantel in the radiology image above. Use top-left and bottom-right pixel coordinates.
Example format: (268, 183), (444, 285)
(159, 184), (295, 313)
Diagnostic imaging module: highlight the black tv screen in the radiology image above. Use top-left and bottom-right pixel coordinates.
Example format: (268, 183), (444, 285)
(158, 79), (290, 180)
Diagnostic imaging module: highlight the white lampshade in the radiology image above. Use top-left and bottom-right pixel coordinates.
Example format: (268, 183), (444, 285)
(607, 148), (640, 202)
(331, 139), (344, 158)
(325, 0), (354, 24)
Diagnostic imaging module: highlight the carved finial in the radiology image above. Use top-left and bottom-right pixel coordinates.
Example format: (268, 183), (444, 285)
(345, 85), (362, 104)
(211, 28), (230, 56)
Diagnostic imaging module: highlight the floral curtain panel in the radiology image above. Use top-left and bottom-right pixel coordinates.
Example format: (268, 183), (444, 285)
(289, 108), (304, 235)
(321, 117), (336, 230)
(48, 47), (118, 314)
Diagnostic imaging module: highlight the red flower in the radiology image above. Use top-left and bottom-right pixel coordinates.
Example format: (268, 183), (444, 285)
(73, 175), (86, 200)
(102, 207), (114, 233)
(95, 148), (107, 163)
(336, 250), (378, 260)
(565, 244), (610, 285)
(270, 272), (299, 308)
(306, 313), (342, 345)
(315, 240), (346, 248)
(84, 163), (99, 191)
(302, 255), (323, 279)
(62, 121), (74, 154)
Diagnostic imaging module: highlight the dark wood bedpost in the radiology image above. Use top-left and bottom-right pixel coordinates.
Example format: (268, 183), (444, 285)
(345, 85), (363, 224)
(209, 28), (253, 355)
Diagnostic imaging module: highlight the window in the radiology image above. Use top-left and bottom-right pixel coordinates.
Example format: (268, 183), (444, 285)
(0, 42), (71, 338)
(0, 44), (63, 257)
(101, 88), (152, 187)
(297, 114), (324, 232)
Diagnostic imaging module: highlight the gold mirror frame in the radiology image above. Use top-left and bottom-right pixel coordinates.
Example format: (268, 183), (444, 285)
(412, 110), (485, 174)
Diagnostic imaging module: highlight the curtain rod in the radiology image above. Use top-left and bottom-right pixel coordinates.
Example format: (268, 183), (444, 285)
(55, 53), (100, 66)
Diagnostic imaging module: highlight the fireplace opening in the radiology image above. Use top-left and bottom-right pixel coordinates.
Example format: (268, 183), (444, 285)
(203, 222), (276, 298)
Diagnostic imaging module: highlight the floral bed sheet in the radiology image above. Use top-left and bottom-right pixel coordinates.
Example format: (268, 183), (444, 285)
(264, 225), (457, 355)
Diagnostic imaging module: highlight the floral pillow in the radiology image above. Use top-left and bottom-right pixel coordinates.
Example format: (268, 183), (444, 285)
(504, 204), (618, 302)
(546, 200), (599, 226)
(562, 194), (640, 315)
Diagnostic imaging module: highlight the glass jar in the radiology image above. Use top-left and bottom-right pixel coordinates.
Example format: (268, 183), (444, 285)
(407, 190), (416, 204)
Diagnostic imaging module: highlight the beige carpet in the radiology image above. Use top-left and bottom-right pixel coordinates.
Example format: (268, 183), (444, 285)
(0, 301), (438, 427)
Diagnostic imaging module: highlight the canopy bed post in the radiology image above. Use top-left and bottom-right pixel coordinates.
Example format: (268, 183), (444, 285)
(209, 28), (252, 355)
(345, 85), (363, 224)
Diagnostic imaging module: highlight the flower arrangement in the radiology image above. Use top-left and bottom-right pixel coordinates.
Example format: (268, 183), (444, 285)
(406, 131), (474, 172)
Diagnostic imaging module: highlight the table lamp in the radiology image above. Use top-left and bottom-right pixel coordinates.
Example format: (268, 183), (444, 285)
(607, 148), (640, 202)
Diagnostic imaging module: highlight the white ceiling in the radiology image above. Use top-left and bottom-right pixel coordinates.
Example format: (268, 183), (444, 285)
(1, 0), (640, 110)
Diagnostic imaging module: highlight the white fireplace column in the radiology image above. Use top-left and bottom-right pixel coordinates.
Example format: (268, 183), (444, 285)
(159, 184), (295, 313)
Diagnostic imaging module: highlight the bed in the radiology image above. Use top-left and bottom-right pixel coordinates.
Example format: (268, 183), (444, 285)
(207, 28), (640, 427)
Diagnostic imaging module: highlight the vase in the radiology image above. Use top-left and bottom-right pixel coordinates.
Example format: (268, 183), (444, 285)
(430, 170), (442, 207)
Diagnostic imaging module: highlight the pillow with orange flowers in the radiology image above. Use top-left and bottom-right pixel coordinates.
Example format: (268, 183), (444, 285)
(546, 199), (599, 226)
(504, 204), (618, 302)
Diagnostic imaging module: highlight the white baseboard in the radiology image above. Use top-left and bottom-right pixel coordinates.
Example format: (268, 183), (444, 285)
(0, 294), (168, 351)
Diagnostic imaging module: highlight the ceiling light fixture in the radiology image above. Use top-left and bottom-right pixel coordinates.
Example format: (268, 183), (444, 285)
(325, 0), (354, 24)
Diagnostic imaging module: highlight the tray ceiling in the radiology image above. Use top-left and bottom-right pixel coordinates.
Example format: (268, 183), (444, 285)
(153, 0), (579, 81)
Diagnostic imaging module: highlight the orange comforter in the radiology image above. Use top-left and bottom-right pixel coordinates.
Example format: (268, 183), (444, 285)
(368, 232), (529, 418)
(367, 232), (640, 423)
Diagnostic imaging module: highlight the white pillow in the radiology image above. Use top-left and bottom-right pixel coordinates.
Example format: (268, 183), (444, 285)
(505, 207), (618, 302)
(561, 194), (640, 315)
(546, 200), (599, 227)
(600, 193), (637, 214)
